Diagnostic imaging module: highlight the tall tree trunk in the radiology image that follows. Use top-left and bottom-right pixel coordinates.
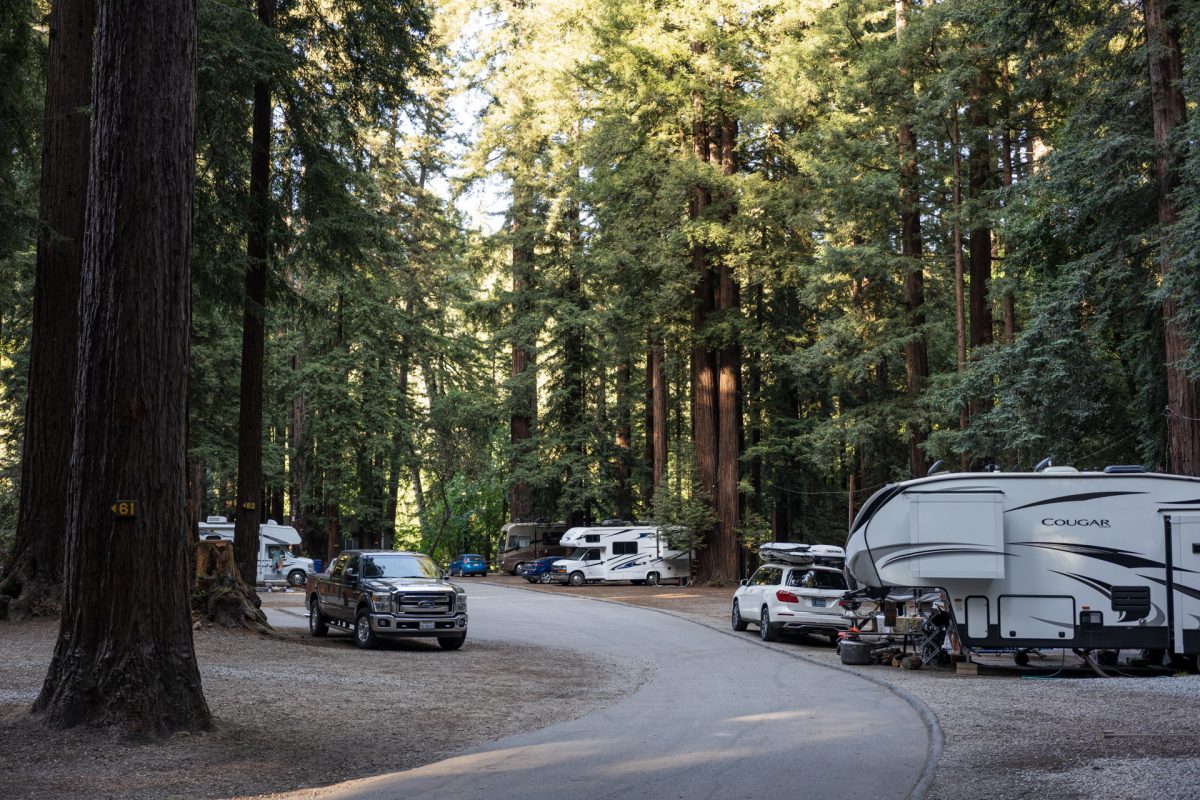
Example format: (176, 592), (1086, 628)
(563, 179), (588, 525)
(33, 0), (209, 734)
(234, 0), (275, 585)
(952, 112), (969, 471)
(614, 359), (633, 520)
(0, 0), (92, 620)
(289, 350), (308, 545)
(1145, 0), (1196, 474)
(509, 180), (536, 522)
(712, 109), (740, 585)
(968, 61), (994, 354)
(897, 0), (928, 479)
(688, 47), (719, 581)
(999, 60), (1017, 346)
(651, 339), (668, 492)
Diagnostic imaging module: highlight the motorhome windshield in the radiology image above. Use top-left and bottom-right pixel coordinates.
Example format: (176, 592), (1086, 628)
(503, 535), (530, 552)
(360, 554), (440, 579)
(567, 547), (602, 561)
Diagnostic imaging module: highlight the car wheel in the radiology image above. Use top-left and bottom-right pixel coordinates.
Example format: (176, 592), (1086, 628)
(759, 606), (778, 642)
(287, 569), (307, 587)
(526, 577), (538, 583)
(513, 563), (525, 576)
(539, 573), (553, 584)
(731, 600), (748, 631)
(568, 571), (584, 587)
(645, 571), (660, 586)
(439, 633), (466, 650)
(309, 597), (328, 637)
(354, 608), (378, 650)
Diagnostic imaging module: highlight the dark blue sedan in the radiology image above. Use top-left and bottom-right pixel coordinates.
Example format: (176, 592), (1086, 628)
(448, 553), (488, 577)
(517, 556), (561, 583)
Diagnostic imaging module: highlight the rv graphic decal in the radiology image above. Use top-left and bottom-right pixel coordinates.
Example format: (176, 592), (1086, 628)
(1007, 491), (1146, 512)
(1040, 518), (1111, 527)
(1047, 570), (1161, 623)
(878, 546), (1007, 570)
(1011, 541), (1165, 570)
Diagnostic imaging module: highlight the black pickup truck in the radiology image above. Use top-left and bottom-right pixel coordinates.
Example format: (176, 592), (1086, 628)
(307, 550), (468, 650)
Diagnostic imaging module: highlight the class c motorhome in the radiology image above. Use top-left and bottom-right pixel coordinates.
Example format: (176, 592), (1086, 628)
(550, 523), (690, 586)
(844, 466), (1200, 668)
(197, 516), (316, 587)
(498, 521), (570, 574)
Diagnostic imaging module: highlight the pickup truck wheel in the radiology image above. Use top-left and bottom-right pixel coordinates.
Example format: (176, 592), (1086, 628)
(568, 571), (584, 587)
(645, 572), (660, 586)
(287, 569), (306, 587)
(309, 599), (328, 637)
(354, 608), (378, 650)
(438, 633), (466, 650)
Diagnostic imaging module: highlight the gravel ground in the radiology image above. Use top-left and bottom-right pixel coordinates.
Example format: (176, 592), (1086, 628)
(3, 577), (1198, 799)
(490, 574), (1200, 800)
(0, 602), (647, 800)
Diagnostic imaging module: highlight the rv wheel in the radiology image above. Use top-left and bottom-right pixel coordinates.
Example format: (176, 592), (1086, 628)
(568, 571), (585, 587)
(287, 569), (306, 587)
(1014, 650), (1030, 667)
(645, 572), (660, 586)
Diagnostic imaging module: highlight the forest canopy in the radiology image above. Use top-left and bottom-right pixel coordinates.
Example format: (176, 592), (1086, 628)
(1, 0), (1198, 583)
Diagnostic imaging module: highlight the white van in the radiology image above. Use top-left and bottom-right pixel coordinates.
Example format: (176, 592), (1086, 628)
(549, 524), (690, 586)
(197, 516), (316, 587)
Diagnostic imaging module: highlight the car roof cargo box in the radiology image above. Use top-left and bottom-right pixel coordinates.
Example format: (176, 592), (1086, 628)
(759, 542), (846, 566)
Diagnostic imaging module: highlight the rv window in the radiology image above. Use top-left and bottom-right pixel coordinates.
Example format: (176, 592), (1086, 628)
(507, 536), (530, 551)
(613, 541), (637, 555)
(585, 534), (601, 543)
(584, 549), (602, 561)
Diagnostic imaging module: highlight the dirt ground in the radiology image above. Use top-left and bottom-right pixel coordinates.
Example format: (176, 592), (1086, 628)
(0, 593), (646, 800)
(3, 575), (1198, 800)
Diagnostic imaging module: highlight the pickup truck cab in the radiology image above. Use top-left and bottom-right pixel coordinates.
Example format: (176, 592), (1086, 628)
(307, 550), (467, 650)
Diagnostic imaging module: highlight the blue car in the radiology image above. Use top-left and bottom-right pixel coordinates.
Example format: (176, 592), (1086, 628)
(449, 553), (488, 577)
(517, 556), (561, 584)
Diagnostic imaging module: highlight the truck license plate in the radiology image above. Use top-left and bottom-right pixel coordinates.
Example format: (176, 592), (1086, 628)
(812, 598), (826, 607)
(420, 621), (435, 630)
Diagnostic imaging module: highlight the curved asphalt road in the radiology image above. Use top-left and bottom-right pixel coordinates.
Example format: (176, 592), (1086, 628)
(267, 584), (929, 800)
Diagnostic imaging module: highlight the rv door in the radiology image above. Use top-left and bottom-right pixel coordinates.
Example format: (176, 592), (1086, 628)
(1169, 515), (1200, 656)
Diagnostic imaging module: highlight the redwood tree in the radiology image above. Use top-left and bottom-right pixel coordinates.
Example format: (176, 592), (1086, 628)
(32, 0), (210, 735)
(1145, 0), (1197, 474)
(234, 0), (275, 584)
(0, 0), (92, 620)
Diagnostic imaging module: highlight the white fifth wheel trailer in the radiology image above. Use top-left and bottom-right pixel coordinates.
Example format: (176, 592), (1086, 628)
(845, 466), (1200, 668)
(549, 524), (690, 586)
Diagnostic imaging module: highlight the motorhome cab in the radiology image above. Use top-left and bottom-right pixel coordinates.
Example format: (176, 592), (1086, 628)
(550, 523), (690, 586)
(197, 516), (316, 587)
(498, 521), (569, 574)
(845, 466), (1200, 669)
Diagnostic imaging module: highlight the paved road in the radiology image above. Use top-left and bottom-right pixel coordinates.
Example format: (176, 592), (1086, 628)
(267, 585), (930, 800)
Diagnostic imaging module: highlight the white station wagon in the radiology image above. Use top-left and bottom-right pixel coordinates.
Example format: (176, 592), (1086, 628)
(732, 562), (849, 643)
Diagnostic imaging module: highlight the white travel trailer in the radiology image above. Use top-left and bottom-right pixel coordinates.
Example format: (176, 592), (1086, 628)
(550, 524), (691, 586)
(844, 466), (1200, 668)
(197, 516), (315, 587)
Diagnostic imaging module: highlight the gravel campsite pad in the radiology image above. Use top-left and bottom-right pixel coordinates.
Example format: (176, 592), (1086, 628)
(0, 609), (646, 800)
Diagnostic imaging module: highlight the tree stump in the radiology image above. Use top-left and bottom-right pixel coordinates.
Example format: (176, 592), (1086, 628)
(192, 540), (274, 634)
